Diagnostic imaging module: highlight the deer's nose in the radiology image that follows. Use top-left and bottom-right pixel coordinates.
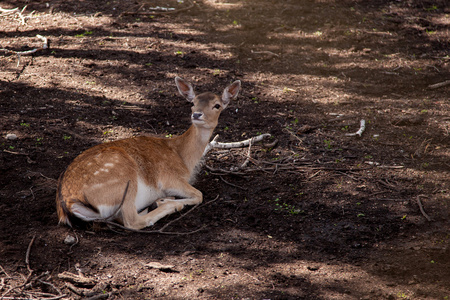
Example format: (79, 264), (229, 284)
(192, 112), (203, 120)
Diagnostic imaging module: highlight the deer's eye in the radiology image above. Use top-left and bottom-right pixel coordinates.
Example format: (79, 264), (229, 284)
(213, 104), (221, 109)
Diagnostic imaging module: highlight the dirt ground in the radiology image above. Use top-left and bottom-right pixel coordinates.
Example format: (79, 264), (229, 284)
(0, 0), (449, 299)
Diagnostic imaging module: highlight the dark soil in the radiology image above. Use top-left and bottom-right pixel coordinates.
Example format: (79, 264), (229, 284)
(1, 0), (449, 299)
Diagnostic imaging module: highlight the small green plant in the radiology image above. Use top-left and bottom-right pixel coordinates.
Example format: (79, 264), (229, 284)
(165, 134), (173, 138)
(36, 137), (43, 145)
(271, 198), (303, 215)
(324, 139), (332, 149)
(357, 213), (365, 217)
(20, 122), (30, 127)
(291, 118), (299, 125)
(425, 5), (438, 11)
(213, 69), (221, 76)
(175, 50), (183, 55)
(63, 135), (72, 141)
(232, 20), (239, 26)
(341, 125), (349, 131)
(75, 30), (93, 37)
(313, 31), (323, 36)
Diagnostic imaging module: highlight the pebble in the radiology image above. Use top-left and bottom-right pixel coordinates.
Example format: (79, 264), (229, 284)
(6, 133), (17, 140)
(64, 235), (77, 245)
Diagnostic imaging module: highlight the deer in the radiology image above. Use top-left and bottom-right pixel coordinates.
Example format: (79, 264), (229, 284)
(56, 77), (241, 230)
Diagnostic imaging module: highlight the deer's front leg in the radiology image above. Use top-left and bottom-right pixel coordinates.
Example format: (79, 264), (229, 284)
(142, 182), (203, 226)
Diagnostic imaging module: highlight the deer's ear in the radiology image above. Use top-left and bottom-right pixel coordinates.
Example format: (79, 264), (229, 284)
(222, 80), (241, 108)
(175, 77), (195, 102)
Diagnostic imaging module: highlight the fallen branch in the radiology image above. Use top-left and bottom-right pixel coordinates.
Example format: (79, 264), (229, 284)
(251, 50), (280, 59)
(377, 165), (404, 169)
(121, 0), (194, 16)
(345, 119), (366, 137)
(0, 34), (48, 67)
(416, 195), (431, 222)
(0, 5), (34, 24)
(205, 133), (272, 154)
(57, 271), (96, 287)
(0, 7), (18, 17)
(428, 80), (450, 90)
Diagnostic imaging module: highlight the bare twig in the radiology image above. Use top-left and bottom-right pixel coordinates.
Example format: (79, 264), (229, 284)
(0, 34), (48, 67)
(0, 5), (34, 24)
(251, 50), (280, 59)
(345, 119), (366, 137)
(377, 165), (404, 169)
(121, 0), (194, 16)
(38, 280), (63, 296)
(414, 138), (432, 157)
(240, 137), (253, 168)
(283, 127), (303, 143)
(428, 80), (450, 89)
(219, 176), (247, 190)
(0, 7), (19, 15)
(3, 149), (29, 156)
(25, 235), (36, 276)
(416, 195), (432, 221)
(0, 264), (11, 278)
(307, 170), (322, 180)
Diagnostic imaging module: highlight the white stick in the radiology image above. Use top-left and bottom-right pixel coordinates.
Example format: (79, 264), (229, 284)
(0, 35), (48, 67)
(345, 119), (366, 137)
(204, 133), (271, 155)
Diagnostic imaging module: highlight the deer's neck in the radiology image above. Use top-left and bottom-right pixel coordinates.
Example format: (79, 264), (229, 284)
(170, 125), (214, 176)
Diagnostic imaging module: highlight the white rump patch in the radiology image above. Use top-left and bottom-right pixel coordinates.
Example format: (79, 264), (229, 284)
(72, 203), (121, 221)
(72, 203), (101, 221)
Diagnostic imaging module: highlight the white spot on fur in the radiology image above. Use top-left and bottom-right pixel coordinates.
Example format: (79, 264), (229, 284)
(104, 163), (114, 168)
